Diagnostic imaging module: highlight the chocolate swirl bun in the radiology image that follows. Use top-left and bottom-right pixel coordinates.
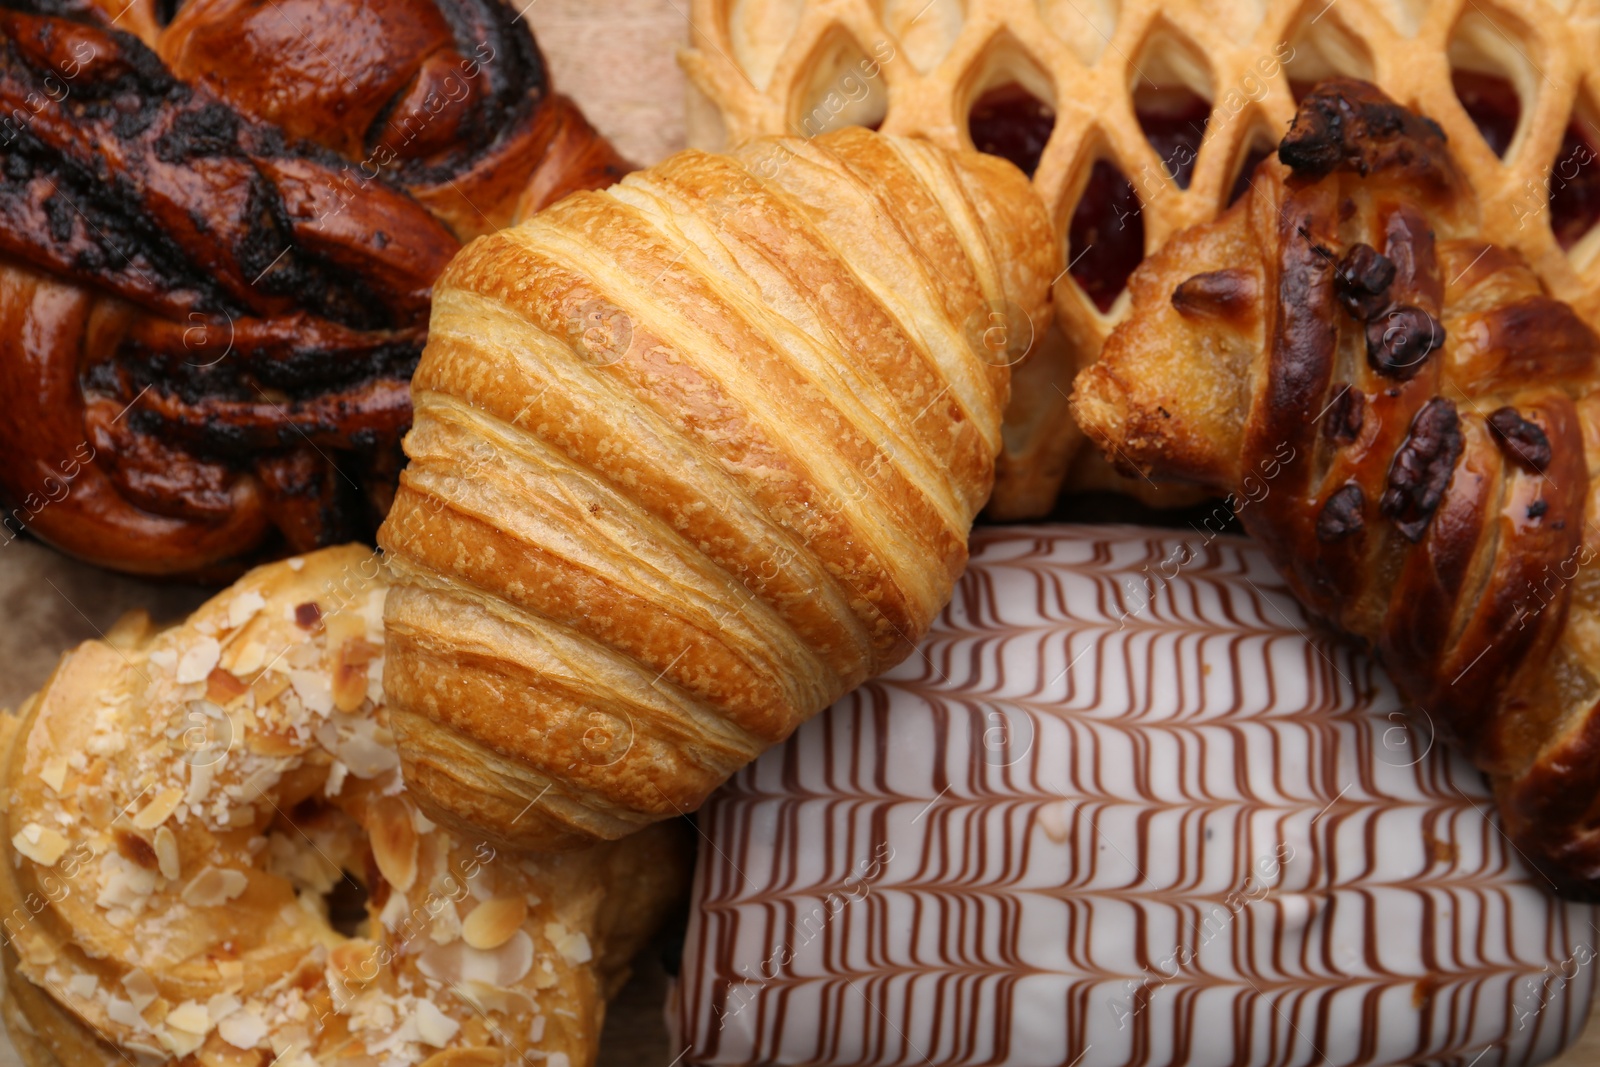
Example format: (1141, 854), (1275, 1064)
(0, 0), (628, 577)
(1073, 79), (1600, 896)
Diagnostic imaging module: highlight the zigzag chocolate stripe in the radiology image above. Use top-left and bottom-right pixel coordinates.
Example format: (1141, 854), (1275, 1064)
(676, 525), (1598, 1067)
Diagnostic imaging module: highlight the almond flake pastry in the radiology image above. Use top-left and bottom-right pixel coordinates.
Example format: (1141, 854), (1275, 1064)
(0, 545), (689, 1067)
(683, 0), (1600, 516)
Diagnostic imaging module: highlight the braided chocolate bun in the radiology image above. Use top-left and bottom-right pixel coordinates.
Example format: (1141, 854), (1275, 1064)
(1073, 79), (1600, 896)
(0, 0), (628, 577)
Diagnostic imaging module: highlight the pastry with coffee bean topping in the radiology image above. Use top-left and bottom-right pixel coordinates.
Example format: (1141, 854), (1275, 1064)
(1073, 79), (1600, 896)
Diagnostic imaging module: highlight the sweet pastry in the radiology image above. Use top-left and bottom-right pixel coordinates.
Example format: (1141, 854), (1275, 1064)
(0, 544), (689, 1067)
(682, 0), (1600, 516)
(378, 127), (1056, 851)
(1073, 79), (1600, 896)
(0, 0), (628, 577)
(673, 525), (1598, 1066)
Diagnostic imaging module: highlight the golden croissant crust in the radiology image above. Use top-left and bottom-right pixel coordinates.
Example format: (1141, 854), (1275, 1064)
(1073, 79), (1600, 896)
(378, 127), (1056, 850)
(0, 545), (689, 1067)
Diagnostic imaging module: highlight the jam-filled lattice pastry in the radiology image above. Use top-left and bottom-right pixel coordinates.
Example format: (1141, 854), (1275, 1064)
(683, 0), (1600, 517)
(1075, 79), (1600, 896)
(0, 545), (688, 1067)
(0, 0), (628, 578)
(377, 128), (1055, 852)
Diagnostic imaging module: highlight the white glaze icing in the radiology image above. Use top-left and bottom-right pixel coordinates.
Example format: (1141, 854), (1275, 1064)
(675, 526), (1599, 1066)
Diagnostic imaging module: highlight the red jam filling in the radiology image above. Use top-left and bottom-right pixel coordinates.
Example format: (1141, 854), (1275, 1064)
(1451, 70), (1521, 157)
(968, 83), (1055, 178)
(1551, 119), (1600, 248)
(1448, 71), (1600, 247)
(1067, 159), (1144, 313)
(1133, 85), (1211, 189)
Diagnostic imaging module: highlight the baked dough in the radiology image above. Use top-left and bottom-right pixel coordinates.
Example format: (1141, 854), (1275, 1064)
(378, 128), (1056, 850)
(0, 1), (627, 577)
(683, 0), (1600, 517)
(0, 546), (688, 1067)
(1075, 80), (1600, 896)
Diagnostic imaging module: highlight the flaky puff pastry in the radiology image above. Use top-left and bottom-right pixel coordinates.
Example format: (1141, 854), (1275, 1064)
(0, 545), (688, 1067)
(1074, 80), (1600, 896)
(377, 127), (1056, 851)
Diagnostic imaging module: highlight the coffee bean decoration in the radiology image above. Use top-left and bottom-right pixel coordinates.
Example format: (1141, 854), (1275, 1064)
(1322, 384), (1365, 445)
(1381, 397), (1464, 542)
(1487, 407), (1552, 473)
(1317, 483), (1366, 542)
(1367, 305), (1445, 379)
(1335, 243), (1396, 321)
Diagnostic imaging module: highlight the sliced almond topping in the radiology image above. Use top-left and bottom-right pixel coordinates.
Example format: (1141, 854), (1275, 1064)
(153, 827), (180, 881)
(417, 930), (534, 988)
(181, 867), (249, 907)
(323, 610), (365, 650)
(327, 612), (380, 713)
(413, 999), (460, 1048)
(378, 889), (410, 932)
(462, 896), (527, 951)
(226, 591), (266, 630)
(176, 637), (222, 685)
(331, 641), (380, 713)
(236, 768), (278, 802)
(329, 939), (382, 988)
(186, 761), (217, 809)
(369, 796), (418, 892)
(429, 899), (462, 945)
(217, 1010), (267, 1050)
(132, 787), (185, 830)
(123, 968), (158, 1010)
(106, 997), (143, 1028)
(247, 731), (299, 758)
(206, 668), (248, 704)
(166, 1000), (212, 1035)
(206, 993), (241, 1022)
(157, 1030), (205, 1059)
(13, 823), (69, 866)
(324, 761), (349, 799)
(251, 673), (291, 706)
(544, 921), (592, 965)
(287, 670), (333, 716)
(229, 640), (266, 678)
(39, 756), (68, 793)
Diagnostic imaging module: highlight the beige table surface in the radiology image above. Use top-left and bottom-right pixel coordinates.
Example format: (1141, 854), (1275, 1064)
(2, 2), (1598, 1064)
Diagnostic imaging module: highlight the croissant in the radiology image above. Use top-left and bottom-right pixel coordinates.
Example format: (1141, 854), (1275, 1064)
(0, 0), (628, 578)
(377, 127), (1056, 850)
(1072, 79), (1600, 896)
(0, 545), (688, 1067)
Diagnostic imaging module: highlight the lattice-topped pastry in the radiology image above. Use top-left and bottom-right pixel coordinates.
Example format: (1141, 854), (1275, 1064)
(683, 0), (1600, 516)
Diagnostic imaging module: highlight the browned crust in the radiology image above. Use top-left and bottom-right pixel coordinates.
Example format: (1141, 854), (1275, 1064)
(1073, 79), (1600, 897)
(0, 3), (628, 577)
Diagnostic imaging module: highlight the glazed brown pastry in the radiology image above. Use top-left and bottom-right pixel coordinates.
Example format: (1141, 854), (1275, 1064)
(379, 127), (1056, 851)
(0, 545), (688, 1067)
(0, 0), (628, 578)
(1073, 79), (1600, 896)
